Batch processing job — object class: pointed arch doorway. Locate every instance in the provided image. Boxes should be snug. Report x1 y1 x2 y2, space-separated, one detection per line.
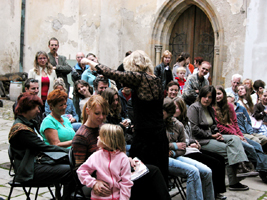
169 5 214 83
151 0 225 86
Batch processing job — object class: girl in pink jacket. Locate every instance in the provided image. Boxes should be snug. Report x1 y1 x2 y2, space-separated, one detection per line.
77 124 133 200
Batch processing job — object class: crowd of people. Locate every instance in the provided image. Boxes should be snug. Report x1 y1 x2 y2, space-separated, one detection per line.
7 37 267 200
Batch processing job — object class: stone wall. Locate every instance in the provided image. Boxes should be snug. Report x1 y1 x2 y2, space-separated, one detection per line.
1 0 266 87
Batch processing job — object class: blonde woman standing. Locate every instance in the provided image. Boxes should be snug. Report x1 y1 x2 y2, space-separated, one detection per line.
28 51 57 104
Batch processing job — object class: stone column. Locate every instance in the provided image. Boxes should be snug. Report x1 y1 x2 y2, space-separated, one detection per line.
155 45 162 65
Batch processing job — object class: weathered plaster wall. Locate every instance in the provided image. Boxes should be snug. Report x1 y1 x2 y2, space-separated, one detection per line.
212 0 248 87
23 0 158 73
2 0 263 87
243 0 267 84
0 0 21 75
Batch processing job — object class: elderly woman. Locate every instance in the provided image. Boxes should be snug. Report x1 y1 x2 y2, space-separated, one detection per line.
81 50 169 183
40 89 76 148
187 85 250 191
9 92 73 199
28 51 57 104
73 80 93 113
45 78 81 131
72 95 171 200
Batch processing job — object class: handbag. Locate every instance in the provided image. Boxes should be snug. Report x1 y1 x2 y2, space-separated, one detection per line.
36 151 68 165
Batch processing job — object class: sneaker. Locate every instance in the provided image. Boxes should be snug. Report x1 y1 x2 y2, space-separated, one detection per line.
215 193 227 200
229 182 249 191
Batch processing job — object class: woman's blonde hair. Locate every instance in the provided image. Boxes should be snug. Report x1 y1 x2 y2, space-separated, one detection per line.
99 124 126 153
33 51 53 75
123 50 154 74
82 95 109 123
53 78 67 91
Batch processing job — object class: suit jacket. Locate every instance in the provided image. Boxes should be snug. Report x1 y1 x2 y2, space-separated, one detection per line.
48 52 72 93
187 101 220 145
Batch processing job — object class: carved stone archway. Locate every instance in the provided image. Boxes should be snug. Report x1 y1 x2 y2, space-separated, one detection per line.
150 0 225 85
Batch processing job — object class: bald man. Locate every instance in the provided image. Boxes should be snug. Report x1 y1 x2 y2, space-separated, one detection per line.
71 52 89 83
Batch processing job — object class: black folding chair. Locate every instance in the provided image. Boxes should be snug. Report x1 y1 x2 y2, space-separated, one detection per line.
7 146 56 200
168 175 186 200
68 148 91 199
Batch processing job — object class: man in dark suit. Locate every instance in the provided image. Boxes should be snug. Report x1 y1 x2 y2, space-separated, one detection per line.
47 37 72 95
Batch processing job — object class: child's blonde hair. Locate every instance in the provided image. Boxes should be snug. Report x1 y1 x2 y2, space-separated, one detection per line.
176 67 186 74
99 124 126 153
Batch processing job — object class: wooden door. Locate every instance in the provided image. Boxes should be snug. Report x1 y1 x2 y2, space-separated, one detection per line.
169 5 214 80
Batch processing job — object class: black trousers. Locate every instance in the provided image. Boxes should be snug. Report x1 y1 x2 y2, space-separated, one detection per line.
130 164 171 200
185 150 226 195
33 163 75 200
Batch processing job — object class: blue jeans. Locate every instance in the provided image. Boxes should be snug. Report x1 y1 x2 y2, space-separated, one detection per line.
169 156 214 200
72 122 82 132
244 137 267 171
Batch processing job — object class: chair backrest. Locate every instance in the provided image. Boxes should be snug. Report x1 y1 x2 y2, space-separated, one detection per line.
68 148 82 185
8 145 15 177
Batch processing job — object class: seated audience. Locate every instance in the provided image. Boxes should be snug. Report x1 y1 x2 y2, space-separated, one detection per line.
173 97 227 199
101 87 129 130
253 89 267 137
93 76 109 95
9 92 74 199
45 78 81 131
253 79 266 104
40 89 75 148
166 81 180 99
28 51 57 106
227 93 267 147
77 124 133 200
13 78 44 131
237 84 254 115
72 95 171 200
225 74 242 101
73 80 93 113
172 54 186 79
81 53 98 88
193 57 211 83
214 86 266 178
182 52 194 74
182 61 211 106
174 67 186 94
163 98 214 200
118 86 134 124
187 85 250 191
243 78 256 95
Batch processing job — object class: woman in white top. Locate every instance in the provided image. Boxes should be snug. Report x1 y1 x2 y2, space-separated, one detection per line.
28 51 57 104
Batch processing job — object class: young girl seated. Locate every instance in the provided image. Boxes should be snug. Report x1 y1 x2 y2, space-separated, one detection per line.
77 124 133 200
174 67 186 94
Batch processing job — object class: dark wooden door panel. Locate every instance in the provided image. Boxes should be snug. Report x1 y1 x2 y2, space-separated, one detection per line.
169 5 214 80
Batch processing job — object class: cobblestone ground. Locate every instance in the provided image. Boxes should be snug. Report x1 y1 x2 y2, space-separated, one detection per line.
0 100 266 199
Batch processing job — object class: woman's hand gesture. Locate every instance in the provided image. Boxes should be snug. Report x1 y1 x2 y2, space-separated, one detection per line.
81 58 98 71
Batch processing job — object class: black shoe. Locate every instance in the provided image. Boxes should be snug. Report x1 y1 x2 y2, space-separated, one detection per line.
215 193 227 200
229 182 249 191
